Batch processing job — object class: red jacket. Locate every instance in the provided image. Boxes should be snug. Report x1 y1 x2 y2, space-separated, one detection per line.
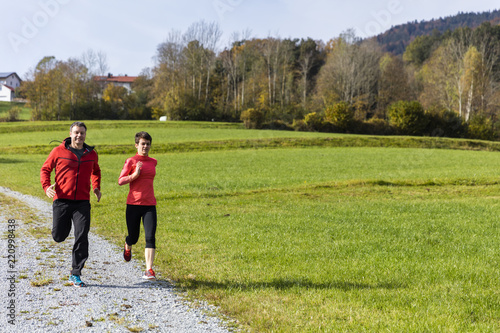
40 138 101 201
118 154 157 206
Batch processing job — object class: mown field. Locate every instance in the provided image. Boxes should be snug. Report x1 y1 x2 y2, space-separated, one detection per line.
2 120 500 332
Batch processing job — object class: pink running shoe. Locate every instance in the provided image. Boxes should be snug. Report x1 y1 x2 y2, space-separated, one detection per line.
142 269 156 280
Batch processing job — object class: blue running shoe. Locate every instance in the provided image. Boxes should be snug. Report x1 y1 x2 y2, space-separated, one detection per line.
69 274 86 287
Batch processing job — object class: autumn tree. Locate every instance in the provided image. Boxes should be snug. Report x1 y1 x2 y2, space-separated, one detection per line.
325 101 354 130
151 21 222 120
102 83 128 118
378 53 413 117
261 37 282 110
419 25 500 122
316 30 381 120
403 31 442 67
80 49 109 99
419 44 456 111
126 68 153 120
388 100 428 135
22 56 77 120
22 56 55 120
297 38 322 110
150 30 186 119
470 22 500 118
219 30 254 117
183 21 222 107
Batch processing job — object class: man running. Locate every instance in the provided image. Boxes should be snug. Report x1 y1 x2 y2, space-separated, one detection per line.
40 121 102 287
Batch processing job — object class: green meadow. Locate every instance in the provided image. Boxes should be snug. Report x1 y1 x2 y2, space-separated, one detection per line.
0 101 32 121
2 120 500 332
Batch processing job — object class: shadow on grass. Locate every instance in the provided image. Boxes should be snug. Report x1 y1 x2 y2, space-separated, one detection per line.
178 277 406 292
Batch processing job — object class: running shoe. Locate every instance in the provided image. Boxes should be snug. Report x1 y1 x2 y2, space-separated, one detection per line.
142 269 156 280
69 274 86 287
123 244 131 262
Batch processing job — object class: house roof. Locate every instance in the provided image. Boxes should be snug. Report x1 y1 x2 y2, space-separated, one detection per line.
1 84 15 91
0 72 22 81
94 74 137 84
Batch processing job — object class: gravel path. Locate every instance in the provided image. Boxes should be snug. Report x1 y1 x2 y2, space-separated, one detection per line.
0 186 235 333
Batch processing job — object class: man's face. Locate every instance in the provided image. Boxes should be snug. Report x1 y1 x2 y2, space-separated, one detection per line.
70 126 86 146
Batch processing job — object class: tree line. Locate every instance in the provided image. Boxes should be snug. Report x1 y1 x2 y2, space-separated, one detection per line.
19 20 500 140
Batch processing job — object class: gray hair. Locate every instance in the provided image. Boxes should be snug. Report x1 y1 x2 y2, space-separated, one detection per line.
70 121 87 132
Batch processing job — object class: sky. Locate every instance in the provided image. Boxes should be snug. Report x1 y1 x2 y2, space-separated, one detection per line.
1 0 499 80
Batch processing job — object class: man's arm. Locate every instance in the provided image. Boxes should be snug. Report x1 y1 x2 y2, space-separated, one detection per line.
91 153 102 202
40 149 56 196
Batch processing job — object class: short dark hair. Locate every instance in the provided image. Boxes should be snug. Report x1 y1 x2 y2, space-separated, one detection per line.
135 131 152 144
70 121 87 132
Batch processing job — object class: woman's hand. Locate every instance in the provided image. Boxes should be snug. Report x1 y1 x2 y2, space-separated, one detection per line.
135 161 143 175
130 161 143 181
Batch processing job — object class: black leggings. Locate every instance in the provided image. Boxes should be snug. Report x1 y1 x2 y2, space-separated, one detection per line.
125 205 157 249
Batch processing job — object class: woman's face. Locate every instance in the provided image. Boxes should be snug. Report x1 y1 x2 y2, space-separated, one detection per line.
135 138 151 156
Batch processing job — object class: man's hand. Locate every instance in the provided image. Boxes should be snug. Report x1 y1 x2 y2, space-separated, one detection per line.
94 188 102 202
45 184 55 198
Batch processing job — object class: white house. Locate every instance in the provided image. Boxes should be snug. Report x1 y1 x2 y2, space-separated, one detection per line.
0 84 16 102
0 72 22 102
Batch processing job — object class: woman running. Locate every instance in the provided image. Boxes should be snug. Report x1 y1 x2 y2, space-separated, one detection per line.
118 131 157 280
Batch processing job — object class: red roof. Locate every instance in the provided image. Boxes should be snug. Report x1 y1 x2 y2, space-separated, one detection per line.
94 75 137 83
2 84 15 91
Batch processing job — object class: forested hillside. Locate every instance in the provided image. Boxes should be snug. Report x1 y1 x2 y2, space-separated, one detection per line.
376 10 500 54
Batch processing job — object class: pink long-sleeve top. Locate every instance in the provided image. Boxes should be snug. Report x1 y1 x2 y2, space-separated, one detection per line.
118 154 157 206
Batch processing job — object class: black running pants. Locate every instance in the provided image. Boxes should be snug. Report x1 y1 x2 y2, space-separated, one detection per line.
125 205 157 249
52 199 91 276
